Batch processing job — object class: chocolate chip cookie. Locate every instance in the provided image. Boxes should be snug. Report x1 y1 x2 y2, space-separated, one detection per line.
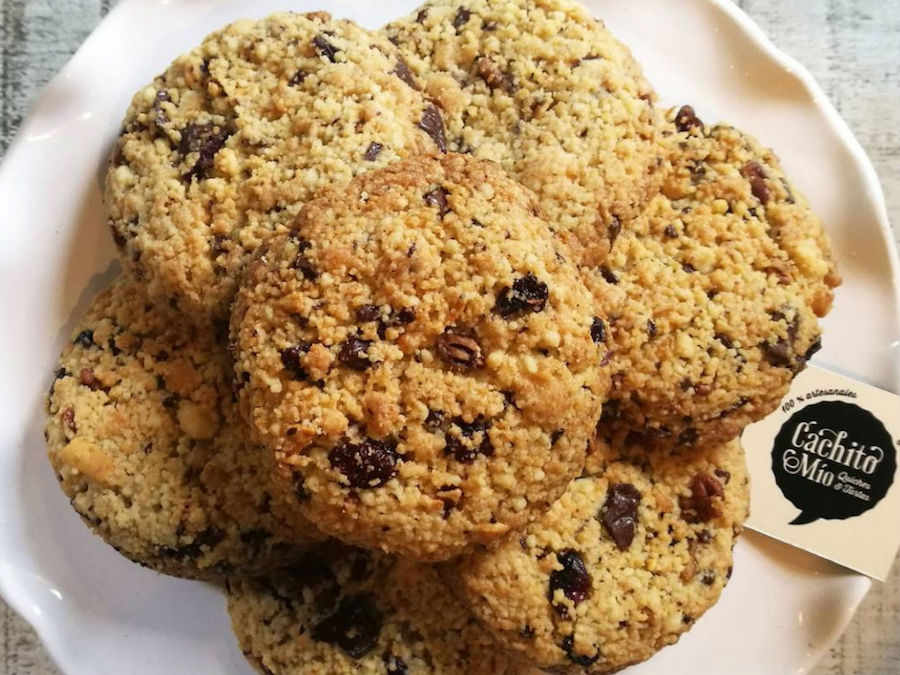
450 438 749 673
230 153 607 561
227 543 521 675
106 12 445 325
385 0 662 264
593 108 841 451
44 277 323 579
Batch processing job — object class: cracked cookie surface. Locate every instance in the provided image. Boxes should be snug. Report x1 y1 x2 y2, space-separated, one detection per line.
106 11 444 324
591 109 840 451
384 0 663 263
230 153 607 561
45 277 323 579
450 438 749 674
227 543 522 675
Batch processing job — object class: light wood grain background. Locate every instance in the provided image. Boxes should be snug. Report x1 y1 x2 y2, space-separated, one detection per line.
1 0 897 673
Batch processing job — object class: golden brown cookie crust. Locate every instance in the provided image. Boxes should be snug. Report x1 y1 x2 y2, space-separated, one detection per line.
227 543 521 675
106 12 445 325
451 439 749 674
231 153 608 561
44 277 323 579
592 109 840 451
384 0 663 263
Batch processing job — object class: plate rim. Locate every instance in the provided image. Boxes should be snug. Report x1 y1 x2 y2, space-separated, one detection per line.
0 0 891 673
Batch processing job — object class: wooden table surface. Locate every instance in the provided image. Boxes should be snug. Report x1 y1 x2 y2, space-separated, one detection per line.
1 0 898 673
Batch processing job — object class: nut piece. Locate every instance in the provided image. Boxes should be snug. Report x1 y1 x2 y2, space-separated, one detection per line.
436 331 484 371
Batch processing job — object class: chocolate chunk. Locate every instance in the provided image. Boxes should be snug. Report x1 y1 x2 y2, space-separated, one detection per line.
290 237 317 281
599 265 618 284
393 58 420 90
338 336 373 371
453 6 471 28
385 655 408 675
424 186 451 216
312 34 340 62
288 69 308 86
73 329 95 348
436 330 484 371
355 304 381 322
329 438 399 488
495 273 549 317
476 56 516 94
802 336 822 362
761 338 793 368
179 122 231 181
590 317 606 344
424 408 445 430
445 417 493 463
679 472 725 523
742 161 770 204
281 343 312 380
560 635 599 668
549 549 591 612
418 105 447 153
674 105 703 132
363 142 383 161
312 594 382 658
601 483 642 550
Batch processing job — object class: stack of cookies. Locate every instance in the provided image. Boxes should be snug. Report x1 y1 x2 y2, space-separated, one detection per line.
44 1 839 673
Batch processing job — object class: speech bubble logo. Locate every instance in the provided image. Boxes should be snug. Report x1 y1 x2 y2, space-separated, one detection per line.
771 400 896 525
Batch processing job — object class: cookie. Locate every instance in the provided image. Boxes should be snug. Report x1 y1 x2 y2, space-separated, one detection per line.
44 277 323 579
384 0 662 264
592 108 841 451
230 153 607 561
450 439 749 673
106 12 445 325
226 543 522 675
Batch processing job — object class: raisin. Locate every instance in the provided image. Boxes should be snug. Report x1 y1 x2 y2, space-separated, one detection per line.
161 527 224 560
424 186 451 216
393 58 420 90
329 438 399 488
61 407 77 434
549 549 591 612
363 142 383 161
699 569 716 585
697 529 713 544
495 273 548 317
179 122 231 181
394 308 416 324
110 223 127 248
607 216 622 248
79 368 102 391
418 105 447 153
281 343 312 380
436 330 484 371
679 472 725 523
355 304 381 322
646 320 657 338
550 429 565 445
312 35 339 62
445 417 493 463
338 337 373 371
290 237 317 281
674 105 703 132
453 6 471 28
601 483 641 551
590 317 606 344
664 224 678 238
415 8 428 23
73 329 95 348
741 161 770 204
560 635 599 668
312 594 382 658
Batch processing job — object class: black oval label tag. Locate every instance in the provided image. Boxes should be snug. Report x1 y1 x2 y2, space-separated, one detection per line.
771 400 896 525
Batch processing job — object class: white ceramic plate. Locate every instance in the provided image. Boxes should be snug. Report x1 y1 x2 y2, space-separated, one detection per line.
0 0 896 674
